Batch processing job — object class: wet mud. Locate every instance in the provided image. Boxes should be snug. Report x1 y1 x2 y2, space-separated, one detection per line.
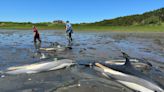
0 30 164 92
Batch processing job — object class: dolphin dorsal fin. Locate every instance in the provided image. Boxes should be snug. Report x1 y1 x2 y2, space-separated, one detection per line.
121 52 132 66
124 57 131 66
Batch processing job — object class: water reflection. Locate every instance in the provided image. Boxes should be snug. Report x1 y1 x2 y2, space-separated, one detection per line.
33 42 43 59
34 42 41 51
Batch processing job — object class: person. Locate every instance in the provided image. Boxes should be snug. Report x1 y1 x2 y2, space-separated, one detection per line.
65 21 73 42
33 26 41 43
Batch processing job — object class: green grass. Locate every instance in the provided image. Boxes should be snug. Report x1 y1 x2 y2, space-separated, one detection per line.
0 24 164 32
74 25 164 32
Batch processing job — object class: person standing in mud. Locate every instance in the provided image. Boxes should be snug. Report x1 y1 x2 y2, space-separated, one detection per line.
33 26 41 43
65 21 73 43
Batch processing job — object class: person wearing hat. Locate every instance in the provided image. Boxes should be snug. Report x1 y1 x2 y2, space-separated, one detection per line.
65 21 73 43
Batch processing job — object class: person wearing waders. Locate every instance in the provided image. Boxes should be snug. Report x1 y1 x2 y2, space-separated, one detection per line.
33 26 41 43
65 21 73 45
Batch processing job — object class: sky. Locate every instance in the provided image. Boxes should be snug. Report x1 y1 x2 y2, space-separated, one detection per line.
0 0 164 23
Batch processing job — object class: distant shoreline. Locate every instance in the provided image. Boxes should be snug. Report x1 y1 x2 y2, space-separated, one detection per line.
0 25 164 32
1 8 164 32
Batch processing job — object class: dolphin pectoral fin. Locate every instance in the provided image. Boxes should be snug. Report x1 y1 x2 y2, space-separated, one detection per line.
102 72 111 78
65 63 75 70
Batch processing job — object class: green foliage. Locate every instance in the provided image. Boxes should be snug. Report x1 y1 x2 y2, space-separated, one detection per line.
0 7 164 32
86 8 164 26
142 16 160 25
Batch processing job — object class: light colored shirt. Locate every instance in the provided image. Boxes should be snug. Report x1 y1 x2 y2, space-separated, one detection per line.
66 23 73 33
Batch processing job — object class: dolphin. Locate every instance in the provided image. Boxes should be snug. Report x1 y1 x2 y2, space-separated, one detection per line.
93 52 164 92
1 59 75 75
105 59 152 70
78 59 150 69
40 45 66 52
40 43 72 52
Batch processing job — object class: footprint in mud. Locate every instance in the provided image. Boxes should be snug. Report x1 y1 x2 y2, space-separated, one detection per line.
79 48 87 54
19 35 23 38
74 43 80 46
11 48 17 53
81 43 87 46
112 34 127 41
139 48 152 53
154 39 163 46
12 42 19 46
87 47 96 50
104 41 112 44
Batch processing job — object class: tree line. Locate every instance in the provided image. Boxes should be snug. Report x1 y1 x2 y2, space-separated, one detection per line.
0 8 164 27
86 8 164 26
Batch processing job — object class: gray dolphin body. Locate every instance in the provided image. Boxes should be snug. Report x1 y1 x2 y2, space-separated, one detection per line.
40 46 66 52
40 43 72 52
94 58 164 92
2 59 75 75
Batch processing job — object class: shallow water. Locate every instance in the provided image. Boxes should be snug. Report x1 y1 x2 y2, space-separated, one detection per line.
0 30 164 92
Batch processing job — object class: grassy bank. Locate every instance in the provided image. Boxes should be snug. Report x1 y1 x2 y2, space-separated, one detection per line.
0 24 64 30
72 25 164 32
0 24 164 32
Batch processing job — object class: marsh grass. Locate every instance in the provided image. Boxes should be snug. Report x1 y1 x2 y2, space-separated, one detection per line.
0 24 164 32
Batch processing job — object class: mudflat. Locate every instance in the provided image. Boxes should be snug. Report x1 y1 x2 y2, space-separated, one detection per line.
0 29 163 92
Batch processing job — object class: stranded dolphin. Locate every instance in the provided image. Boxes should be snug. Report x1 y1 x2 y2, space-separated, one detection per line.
40 43 72 52
93 52 164 92
40 45 66 52
1 59 75 75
